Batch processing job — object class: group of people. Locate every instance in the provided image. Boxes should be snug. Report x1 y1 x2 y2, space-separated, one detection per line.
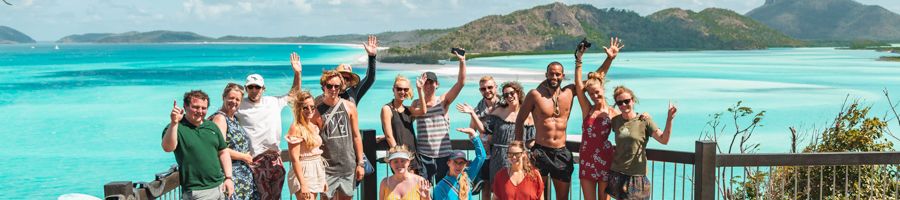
161 35 678 200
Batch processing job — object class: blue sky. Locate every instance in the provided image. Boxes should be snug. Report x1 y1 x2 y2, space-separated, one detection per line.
2 0 899 41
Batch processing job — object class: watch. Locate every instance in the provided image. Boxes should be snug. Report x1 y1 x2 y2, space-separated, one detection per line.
357 160 366 167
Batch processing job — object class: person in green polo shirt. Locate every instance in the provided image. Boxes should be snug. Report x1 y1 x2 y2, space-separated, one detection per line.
162 90 235 200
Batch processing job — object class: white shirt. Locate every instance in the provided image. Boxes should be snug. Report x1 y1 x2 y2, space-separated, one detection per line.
236 95 289 157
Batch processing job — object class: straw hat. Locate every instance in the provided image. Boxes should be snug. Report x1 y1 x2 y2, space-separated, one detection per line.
335 64 361 88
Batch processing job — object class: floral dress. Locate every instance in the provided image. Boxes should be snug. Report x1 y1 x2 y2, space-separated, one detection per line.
212 111 260 200
578 113 615 182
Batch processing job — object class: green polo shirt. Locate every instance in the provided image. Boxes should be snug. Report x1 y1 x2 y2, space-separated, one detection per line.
162 118 226 190
610 115 659 176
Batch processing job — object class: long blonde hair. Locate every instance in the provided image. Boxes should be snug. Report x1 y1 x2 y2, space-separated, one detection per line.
509 141 539 179
457 171 470 200
289 90 319 149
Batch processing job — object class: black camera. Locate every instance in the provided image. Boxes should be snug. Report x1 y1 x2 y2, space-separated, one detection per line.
451 47 466 56
578 38 592 49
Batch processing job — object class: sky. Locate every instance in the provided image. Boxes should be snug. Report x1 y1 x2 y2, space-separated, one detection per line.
2 0 899 41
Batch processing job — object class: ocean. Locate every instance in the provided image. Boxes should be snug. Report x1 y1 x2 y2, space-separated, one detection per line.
1 43 897 199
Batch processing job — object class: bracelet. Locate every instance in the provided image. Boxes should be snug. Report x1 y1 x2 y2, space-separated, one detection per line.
224 176 232 180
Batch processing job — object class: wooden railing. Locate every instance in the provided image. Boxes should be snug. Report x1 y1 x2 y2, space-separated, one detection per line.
104 130 900 200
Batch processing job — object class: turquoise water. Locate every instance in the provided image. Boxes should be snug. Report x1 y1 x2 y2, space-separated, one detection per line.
1 44 898 199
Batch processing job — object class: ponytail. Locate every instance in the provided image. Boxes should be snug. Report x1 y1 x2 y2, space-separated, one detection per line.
457 172 470 200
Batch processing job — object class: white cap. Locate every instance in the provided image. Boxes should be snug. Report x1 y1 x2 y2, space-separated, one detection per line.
245 74 265 87
386 152 411 161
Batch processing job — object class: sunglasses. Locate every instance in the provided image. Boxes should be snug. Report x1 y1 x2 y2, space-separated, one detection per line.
452 160 469 166
615 98 633 106
247 85 263 90
300 105 315 111
394 87 410 92
507 152 525 158
479 86 495 92
324 84 342 90
503 92 516 98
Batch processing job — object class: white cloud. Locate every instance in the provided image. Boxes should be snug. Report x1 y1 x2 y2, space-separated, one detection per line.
290 0 313 13
183 0 235 19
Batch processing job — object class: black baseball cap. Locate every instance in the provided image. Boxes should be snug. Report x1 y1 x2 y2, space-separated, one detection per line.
424 72 439 83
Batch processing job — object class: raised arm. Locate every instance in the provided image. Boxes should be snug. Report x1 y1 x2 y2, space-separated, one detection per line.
597 37 624 75
162 101 182 152
574 45 593 117
409 74 428 117
380 105 397 147
440 51 467 107
456 103 487 134
514 90 537 141
651 101 677 145
286 52 303 100
456 128 485 180
354 35 378 103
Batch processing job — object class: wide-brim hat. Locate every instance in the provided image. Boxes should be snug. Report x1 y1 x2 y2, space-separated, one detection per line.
335 64 361 88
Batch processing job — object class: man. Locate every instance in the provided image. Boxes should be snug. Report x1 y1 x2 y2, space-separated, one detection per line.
471 75 498 198
515 61 577 200
410 50 467 184
162 90 235 200
235 56 302 200
317 70 366 200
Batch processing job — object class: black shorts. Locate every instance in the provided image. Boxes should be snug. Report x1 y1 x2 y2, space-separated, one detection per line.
530 144 575 182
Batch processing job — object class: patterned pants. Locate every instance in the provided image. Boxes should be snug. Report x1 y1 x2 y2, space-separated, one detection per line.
252 151 285 200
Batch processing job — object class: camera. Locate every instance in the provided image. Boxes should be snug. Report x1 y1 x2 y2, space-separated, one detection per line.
578 38 592 49
450 47 466 56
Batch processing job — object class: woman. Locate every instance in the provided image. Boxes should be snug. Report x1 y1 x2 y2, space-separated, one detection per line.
574 38 623 200
379 145 432 200
607 86 677 199
491 141 543 200
432 128 485 200
457 81 535 180
209 83 259 200
285 90 328 200
381 75 419 174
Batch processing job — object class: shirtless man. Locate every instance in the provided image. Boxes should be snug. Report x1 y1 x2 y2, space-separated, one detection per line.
515 61 576 200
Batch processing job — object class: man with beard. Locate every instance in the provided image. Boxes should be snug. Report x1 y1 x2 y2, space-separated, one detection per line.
515 61 576 200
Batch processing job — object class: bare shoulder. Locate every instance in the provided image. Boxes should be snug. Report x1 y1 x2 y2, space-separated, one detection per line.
562 84 577 93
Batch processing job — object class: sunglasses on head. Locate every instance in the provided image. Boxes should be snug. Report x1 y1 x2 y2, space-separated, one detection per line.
324 84 342 90
615 98 633 106
394 87 410 92
479 86 494 92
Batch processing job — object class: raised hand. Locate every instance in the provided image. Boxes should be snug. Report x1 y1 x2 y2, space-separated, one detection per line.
456 103 475 114
603 37 625 59
668 101 678 119
418 179 433 199
363 35 378 56
456 127 477 138
290 52 302 73
170 100 183 124
639 112 651 121
452 48 466 61
416 73 426 89
576 43 588 61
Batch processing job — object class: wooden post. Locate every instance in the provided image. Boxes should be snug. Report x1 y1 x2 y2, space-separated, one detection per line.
362 129 377 200
104 181 134 200
694 140 716 200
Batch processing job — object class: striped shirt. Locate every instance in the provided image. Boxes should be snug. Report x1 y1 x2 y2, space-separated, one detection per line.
416 101 452 158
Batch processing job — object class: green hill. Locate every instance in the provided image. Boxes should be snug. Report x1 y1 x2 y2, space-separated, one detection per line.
382 2 802 63
58 31 212 43
747 0 900 41
0 26 36 44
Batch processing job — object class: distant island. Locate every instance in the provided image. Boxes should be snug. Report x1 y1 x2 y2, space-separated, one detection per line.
0 26 36 44
8 0 898 63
